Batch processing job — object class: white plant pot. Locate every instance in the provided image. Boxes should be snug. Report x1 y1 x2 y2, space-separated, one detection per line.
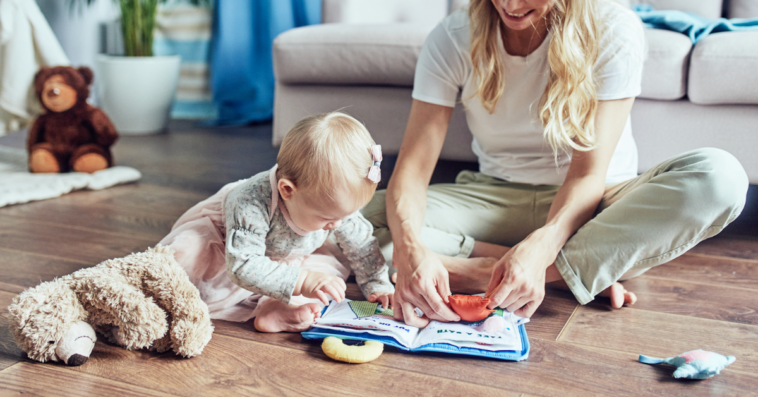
95 55 180 134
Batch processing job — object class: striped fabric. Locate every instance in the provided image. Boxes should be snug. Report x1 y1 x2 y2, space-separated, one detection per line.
153 4 217 119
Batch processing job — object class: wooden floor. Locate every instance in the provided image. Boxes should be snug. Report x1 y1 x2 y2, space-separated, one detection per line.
1 122 757 396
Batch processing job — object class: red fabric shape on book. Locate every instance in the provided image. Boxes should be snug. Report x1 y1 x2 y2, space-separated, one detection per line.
448 295 495 322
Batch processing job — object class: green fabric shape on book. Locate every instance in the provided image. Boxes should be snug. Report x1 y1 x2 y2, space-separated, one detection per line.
376 306 394 318
349 301 379 318
348 301 394 318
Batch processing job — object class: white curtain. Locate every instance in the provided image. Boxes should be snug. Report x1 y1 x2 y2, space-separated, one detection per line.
0 0 69 136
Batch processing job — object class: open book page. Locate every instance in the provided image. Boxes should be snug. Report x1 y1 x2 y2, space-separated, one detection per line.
311 299 527 352
312 300 419 348
413 313 524 352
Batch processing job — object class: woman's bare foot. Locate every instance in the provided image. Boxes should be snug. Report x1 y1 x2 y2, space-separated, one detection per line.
597 282 637 309
253 299 322 333
547 279 637 309
439 255 497 294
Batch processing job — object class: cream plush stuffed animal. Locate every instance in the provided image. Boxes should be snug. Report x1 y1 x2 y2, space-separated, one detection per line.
7 245 213 366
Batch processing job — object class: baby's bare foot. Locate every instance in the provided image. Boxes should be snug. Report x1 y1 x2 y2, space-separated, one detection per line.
598 282 637 309
254 299 322 333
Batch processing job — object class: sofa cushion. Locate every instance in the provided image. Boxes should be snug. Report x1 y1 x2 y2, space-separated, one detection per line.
689 31 758 105
625 0 724 19
639 29 692 100
727 0 758 18
273 24 430 86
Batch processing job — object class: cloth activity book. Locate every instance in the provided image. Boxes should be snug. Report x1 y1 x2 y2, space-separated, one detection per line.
302 298 530 361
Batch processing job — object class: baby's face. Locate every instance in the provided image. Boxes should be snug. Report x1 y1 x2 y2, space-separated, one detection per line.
285 186 364 232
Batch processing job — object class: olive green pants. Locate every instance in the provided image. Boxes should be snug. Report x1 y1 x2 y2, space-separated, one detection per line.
362 148 748 304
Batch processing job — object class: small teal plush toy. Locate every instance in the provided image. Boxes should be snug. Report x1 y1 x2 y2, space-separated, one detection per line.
639 350 736 379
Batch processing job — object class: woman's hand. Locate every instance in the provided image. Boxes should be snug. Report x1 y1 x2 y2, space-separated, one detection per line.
484 229 558 318
368 292 394 310
392 246 460 328
385 100 457 328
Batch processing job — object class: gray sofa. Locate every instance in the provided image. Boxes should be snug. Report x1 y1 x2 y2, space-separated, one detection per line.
273 0 758 184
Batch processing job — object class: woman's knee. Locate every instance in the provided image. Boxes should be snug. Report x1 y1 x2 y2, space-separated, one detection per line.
678 148 748 222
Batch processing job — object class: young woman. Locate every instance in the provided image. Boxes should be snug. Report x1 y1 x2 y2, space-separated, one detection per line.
362 0 748 327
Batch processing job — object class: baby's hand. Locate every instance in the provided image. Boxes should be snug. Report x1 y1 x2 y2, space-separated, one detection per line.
297 270 346 305
368 292 394 310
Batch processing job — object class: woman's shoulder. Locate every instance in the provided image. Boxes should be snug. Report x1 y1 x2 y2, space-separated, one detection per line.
442 7 471 33
428 7 471 52
597 0 646 48
593 1 646 99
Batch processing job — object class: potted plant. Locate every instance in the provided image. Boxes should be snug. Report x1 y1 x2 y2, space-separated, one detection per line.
73 0 206 134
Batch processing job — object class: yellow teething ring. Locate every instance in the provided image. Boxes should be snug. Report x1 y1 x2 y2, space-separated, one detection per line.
321 337 383 363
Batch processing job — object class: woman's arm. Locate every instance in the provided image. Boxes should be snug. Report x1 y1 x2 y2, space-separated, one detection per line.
485 97 636 317
387 99 461 327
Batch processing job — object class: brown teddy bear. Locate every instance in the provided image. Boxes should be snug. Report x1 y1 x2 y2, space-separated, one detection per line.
28 66 118 174
7 246 214 366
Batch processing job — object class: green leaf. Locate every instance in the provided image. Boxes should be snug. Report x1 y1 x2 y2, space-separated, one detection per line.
67 0 212 56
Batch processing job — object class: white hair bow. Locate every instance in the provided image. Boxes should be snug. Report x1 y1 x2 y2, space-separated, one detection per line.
367 145 382 183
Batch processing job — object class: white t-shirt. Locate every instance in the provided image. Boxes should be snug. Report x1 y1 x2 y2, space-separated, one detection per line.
412 1 646 185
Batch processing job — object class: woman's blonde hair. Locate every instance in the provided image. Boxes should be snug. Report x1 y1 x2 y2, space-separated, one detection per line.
276 111 378 206
468 0 603 154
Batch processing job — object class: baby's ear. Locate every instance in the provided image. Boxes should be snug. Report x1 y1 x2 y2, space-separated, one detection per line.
278 179 297 200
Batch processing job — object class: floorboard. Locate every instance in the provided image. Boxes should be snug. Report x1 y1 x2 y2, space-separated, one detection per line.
529 289 579 340
62 334 515 397
0 220 156 265
0 248 90 292
87 185 209 219
0 291 26 366
621 277 758 325
688 235 758 261
0 363 176 397
0 356 18 372
643 254 758 290
0 197 177 241
210 310 754 396
558 304 758 373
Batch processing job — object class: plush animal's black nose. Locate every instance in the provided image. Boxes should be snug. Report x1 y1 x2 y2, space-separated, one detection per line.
48 88 60 98
66 354 88 366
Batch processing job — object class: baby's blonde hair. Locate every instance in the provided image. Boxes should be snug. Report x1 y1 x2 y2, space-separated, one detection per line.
276 111 378 206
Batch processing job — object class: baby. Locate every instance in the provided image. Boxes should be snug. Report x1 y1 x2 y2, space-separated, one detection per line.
159 112 394 332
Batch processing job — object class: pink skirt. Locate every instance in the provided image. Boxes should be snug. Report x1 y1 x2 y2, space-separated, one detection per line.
159 181 350 322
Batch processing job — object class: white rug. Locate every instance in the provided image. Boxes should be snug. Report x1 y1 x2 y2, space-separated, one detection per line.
0 146 142 207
